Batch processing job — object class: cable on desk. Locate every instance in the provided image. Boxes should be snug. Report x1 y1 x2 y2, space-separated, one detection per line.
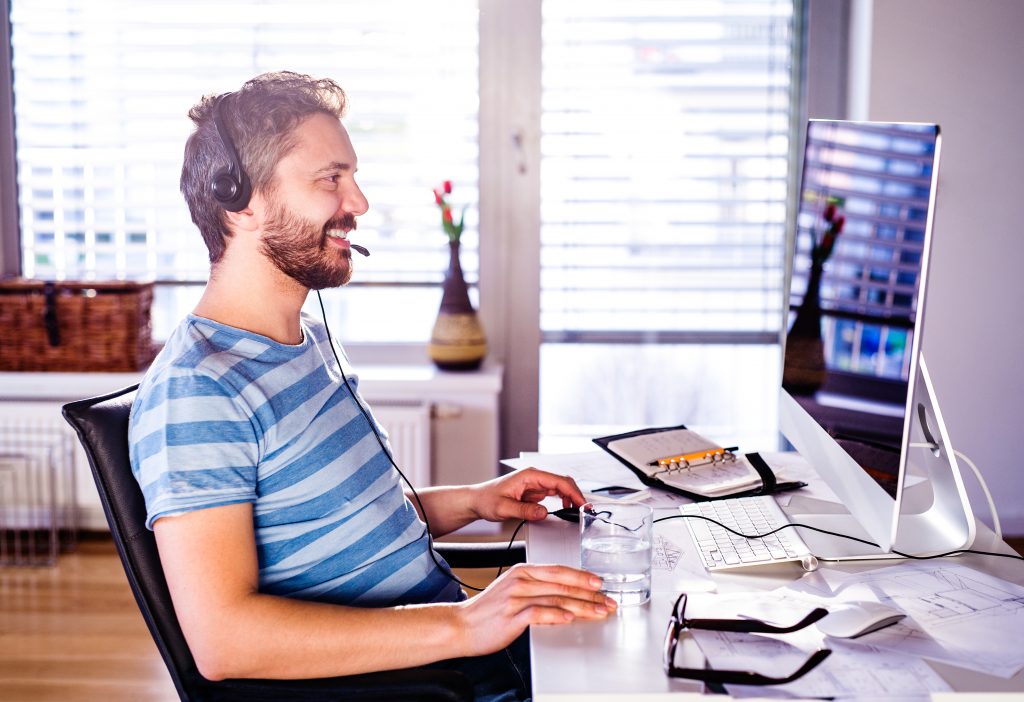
652 514 1024 562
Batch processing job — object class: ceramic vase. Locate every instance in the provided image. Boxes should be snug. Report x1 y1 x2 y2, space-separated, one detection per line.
428 240 487 370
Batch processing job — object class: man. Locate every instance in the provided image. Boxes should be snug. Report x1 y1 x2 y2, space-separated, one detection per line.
128 72 613 701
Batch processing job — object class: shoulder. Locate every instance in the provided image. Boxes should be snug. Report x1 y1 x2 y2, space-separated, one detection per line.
130 317 262 439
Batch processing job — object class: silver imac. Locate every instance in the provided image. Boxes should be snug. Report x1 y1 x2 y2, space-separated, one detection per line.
780 120 975 559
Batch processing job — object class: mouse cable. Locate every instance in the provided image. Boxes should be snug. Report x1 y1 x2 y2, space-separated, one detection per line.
652 514 1024 562
317 291 523 593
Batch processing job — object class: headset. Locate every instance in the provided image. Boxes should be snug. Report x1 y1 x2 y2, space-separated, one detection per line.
210 94 253 212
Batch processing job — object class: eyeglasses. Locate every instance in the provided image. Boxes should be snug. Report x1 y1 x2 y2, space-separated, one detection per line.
663 592 832 686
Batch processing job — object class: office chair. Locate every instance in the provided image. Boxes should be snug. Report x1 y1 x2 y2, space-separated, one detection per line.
62 384 525 702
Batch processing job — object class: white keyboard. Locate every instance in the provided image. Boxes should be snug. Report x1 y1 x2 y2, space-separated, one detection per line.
681 495 814 571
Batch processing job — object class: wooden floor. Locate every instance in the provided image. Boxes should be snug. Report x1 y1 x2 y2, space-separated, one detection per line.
0 533 504 702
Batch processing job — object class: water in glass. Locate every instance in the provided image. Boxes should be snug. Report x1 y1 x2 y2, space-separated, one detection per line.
581 533 652 606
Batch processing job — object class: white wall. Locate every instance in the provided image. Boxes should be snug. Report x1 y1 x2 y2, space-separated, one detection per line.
865 0 1024 535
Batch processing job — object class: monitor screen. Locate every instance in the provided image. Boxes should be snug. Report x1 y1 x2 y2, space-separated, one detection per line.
782 120 940 498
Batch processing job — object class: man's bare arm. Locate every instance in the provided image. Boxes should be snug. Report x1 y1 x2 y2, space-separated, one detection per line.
408 467 587 537
154 501 612 681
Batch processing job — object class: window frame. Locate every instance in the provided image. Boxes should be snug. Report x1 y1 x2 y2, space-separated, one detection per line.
0 0 20 278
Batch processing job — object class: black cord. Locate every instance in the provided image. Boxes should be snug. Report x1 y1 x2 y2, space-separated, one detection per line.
317 292 532 592
497 520 530 577
653 514 1024 562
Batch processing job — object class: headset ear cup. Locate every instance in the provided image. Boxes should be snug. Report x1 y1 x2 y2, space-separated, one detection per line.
212 169 240 206
211 167 252 212
211 95 252 212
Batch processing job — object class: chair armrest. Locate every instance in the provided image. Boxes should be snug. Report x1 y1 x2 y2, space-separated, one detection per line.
205 668 473 701
435 541 526 569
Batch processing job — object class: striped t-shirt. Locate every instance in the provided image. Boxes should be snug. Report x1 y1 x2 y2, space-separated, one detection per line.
128 312 464 607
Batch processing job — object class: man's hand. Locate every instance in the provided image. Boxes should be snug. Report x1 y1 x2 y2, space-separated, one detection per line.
469 467 586 523
454 563 616 655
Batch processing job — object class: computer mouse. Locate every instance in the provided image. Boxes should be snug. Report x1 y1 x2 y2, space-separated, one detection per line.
549 507 580 523
816 601 906 639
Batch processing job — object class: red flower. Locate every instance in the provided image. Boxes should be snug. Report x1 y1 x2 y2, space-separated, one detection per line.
433 180 467 242
812 198 846 265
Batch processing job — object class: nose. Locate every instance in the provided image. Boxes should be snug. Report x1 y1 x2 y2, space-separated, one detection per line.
341 179 369 218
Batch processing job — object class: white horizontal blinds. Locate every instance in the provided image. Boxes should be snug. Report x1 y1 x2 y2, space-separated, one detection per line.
10 0 479 286
793 121 938 380
540 0 794 343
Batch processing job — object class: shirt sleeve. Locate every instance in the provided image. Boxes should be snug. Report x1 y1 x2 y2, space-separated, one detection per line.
129 370 260 530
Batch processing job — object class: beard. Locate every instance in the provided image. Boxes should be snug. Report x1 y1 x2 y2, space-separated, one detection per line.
259 199 356 290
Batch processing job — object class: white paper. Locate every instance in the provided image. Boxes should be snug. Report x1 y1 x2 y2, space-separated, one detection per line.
606 429 720 466
649 518 717 593
780 561 1024 678
606 429 762 496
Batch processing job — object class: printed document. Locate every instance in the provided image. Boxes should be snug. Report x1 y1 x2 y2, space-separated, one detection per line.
779 562 1024 678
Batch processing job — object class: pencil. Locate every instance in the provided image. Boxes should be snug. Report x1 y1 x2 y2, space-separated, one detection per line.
648 446 738 467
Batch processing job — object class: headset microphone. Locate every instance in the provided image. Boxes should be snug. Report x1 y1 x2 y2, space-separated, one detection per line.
351 244 370 257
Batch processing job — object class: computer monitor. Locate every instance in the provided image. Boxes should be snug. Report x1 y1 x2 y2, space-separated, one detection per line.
779 120 975 559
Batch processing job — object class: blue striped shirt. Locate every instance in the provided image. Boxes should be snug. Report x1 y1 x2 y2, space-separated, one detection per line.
128 313 464 607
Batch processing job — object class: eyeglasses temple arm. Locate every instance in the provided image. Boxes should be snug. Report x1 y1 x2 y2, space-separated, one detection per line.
683 607 829 634
669 648 832 686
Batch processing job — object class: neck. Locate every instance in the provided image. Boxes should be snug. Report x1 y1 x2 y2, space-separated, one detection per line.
194 246 309 345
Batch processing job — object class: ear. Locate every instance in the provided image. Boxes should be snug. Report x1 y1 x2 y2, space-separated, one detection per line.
222 192 264 234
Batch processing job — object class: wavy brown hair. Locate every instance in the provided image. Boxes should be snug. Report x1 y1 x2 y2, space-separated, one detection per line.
179 71 347 264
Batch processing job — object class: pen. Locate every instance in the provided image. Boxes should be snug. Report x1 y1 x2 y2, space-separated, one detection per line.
648 446 739 467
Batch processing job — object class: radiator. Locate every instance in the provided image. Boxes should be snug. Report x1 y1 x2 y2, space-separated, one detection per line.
367 399 433 488
0 418 78 565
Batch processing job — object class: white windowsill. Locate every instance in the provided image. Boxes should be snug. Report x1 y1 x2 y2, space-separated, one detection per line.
0 362 503 402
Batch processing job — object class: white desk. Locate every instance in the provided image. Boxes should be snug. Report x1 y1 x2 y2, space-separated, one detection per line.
526 489 1024 700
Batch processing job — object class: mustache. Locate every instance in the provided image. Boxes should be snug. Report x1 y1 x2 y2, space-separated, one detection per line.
324 214 358 234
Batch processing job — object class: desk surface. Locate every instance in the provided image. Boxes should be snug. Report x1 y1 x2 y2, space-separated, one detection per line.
526 485 1024 700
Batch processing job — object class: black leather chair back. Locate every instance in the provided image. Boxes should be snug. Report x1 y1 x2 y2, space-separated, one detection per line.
63 385 472 702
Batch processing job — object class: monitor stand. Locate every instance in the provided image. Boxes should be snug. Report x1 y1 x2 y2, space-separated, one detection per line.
783 356 976 561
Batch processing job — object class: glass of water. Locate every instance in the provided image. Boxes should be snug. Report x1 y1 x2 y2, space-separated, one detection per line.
580 502 653 607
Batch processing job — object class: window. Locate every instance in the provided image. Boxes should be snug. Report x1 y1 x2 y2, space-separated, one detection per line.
8 0 479 342
4 0 802 457
538 0 797 451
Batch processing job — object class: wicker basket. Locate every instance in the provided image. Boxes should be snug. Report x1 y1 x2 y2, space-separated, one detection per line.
0 279 158 372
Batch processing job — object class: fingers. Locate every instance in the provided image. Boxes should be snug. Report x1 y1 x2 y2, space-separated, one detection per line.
499 497 549 522
512 594 613 619
516 468 587 508
513 563 604 589
496 564 617 618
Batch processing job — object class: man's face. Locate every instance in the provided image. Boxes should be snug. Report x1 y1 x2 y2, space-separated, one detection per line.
258 112 369 290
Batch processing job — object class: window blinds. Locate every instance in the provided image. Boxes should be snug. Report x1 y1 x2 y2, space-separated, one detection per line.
10 0 479 288
539 0 795 343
